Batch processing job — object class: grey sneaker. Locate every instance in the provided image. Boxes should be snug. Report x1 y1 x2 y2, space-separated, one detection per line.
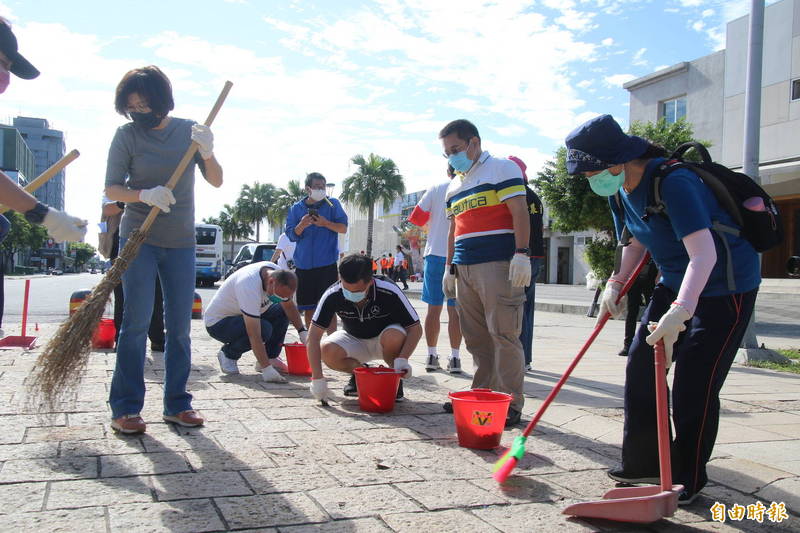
447 357 462 374
425 354 441 372
217 350 239 374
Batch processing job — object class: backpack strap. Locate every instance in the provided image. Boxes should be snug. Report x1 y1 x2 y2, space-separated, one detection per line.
611 193 632 276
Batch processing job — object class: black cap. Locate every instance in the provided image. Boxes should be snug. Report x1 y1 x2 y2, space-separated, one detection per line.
0 21 39 79
564 114 648 175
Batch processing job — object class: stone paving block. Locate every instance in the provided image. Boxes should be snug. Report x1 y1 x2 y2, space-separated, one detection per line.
533 447 616 473
304 415 378 431
715 423 793 444
396 479 507 510
268 444 354 467
285 429 365 447
337 441 425 463
109 499 224 533
152 471 252 500
244 418 317 433
265 406 329 420
707 457 794 495
0 456 97 482
472 502 599 532
0 506 107 532
241 465 340 494
756 476 800 514
309 484 422 519
216 432 297 450
350 427 430 443
383 509 499 533
47 476 154 509
405 455 494 481
540 469 620 499
215 493 329 529
280 517 391 532
469 474 575 504
184 446 278 471
60 437 146 456
560 414 625 441
139 432 220 453
755 423 800 438
101 451 190 477
0 481 46 513
174 419 250 436
323 460 424 486
0 441 58 460
0 420 26 444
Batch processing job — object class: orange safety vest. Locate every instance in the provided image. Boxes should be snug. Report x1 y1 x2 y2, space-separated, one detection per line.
372 260 378 272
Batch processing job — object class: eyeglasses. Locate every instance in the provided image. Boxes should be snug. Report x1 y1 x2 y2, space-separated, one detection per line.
442 141 470 158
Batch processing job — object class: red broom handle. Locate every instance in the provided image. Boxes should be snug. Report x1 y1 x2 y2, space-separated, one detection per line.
654 340 673 491
520 252 652 438
22 279 30 337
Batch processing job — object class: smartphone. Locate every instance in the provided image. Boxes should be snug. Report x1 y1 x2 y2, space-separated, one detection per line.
308 207 319 217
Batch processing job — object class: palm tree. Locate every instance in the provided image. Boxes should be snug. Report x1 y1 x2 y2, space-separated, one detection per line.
267 179 305 233
205 203 250 258
341 153 405 257
236 182 275 241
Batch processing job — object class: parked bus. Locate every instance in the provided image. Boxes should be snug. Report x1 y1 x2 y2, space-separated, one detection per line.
195 223 224 286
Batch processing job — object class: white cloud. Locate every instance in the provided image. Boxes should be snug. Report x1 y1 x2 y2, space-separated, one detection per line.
576 79 594 89
601 37 614 46
692 20 706 32
491 125 527 137
632 47 648 67
702 8 714 17
603 73 636 88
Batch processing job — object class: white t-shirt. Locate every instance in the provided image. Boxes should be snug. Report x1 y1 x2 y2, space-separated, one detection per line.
275 233 296 270
204 261 279 327
395 251 404 264
416 181 450 257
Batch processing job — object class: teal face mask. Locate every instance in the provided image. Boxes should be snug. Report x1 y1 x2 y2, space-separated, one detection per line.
268 293 288 304
342 287 367 303
588 168 625 196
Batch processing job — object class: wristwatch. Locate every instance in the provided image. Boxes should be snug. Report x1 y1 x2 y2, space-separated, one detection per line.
24 202 49 224
515 247 530 255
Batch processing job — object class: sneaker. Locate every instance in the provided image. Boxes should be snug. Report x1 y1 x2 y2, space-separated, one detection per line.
261 365 287 383
343 373 358 396
395 379 405 402
425 354 441 372
505 407 522 428
678 489 700 506
163 410 204 427
607 467 660 485
618 343 630 357
270 358 289 373
442 401 453 413
217 350 240 374
150 343 165 353
447 357 462 374
524 363 532 372
111 414 146 434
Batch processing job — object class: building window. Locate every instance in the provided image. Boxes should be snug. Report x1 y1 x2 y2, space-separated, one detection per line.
661 96 687 124
792 79 800 101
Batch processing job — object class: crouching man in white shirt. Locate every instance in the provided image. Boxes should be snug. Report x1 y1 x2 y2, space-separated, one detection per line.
205 262 308 382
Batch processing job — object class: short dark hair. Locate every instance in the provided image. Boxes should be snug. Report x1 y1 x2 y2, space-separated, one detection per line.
114 65 175 118
447 164 455 178
305 172 326 188
271 269 298 291
339 254 373 283
439 119 480 142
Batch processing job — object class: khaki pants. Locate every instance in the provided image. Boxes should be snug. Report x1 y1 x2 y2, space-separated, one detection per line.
456 260 526 410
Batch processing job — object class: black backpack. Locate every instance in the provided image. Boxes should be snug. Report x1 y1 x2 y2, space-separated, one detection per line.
613 142 783 291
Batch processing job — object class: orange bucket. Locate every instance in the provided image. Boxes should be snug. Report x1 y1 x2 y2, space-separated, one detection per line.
449 388 512 449
353 366 402 413
284 343 312 375
91 318 116 349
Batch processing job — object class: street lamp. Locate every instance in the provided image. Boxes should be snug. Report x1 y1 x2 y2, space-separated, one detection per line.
325 182 335 198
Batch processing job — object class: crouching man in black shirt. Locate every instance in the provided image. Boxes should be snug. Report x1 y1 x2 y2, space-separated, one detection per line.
307 254 422 403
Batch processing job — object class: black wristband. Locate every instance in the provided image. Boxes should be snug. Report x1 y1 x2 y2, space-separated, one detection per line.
297 327 307 333
515 247 530 255
24 202 49 224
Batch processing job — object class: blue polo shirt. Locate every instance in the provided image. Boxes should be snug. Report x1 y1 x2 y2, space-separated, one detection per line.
285 197 348 270
610 159 760 296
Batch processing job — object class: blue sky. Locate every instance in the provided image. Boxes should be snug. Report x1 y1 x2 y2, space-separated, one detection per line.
0 0 769 244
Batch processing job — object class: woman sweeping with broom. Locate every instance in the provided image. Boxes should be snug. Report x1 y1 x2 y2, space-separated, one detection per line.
104 66 223 434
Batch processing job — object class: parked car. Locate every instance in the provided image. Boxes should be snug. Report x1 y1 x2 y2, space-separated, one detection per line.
224 242 278 279
51 269 63 276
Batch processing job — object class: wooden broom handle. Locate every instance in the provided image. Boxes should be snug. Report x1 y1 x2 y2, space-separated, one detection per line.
138 80 233 232
0 149 80 213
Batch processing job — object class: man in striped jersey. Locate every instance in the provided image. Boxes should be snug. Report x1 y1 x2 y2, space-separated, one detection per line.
439 119 531 427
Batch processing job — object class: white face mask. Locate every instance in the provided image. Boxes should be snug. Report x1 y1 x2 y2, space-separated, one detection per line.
309 188 326 202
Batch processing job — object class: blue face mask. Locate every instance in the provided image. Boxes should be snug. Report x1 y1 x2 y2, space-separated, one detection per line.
588 168 625 197
448 147 474 173
342 287 367 303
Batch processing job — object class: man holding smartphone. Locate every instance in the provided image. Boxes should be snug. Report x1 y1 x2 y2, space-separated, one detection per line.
285 172 348 331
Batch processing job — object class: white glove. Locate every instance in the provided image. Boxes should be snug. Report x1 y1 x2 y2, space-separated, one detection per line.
442 264 456 299
646 304 691 366
42 208 87 243
261 364 287 383
508 253 532 287
191 124 214 160
139 186 176 213
310 378 334 401
298 330 309 344
597 280 627 325
393 357 412 379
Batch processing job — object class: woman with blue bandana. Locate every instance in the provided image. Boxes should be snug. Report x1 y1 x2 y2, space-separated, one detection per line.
565 114 760 506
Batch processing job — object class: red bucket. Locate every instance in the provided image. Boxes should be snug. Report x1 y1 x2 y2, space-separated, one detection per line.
91 318 116 349
284 343 312 376
449 388 512 449
353 366 402 413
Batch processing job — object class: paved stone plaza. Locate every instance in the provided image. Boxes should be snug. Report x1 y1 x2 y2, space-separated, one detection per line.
0 291 797 532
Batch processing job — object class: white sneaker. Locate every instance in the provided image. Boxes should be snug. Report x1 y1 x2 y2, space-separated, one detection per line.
425 354 441 372
217 350 240 374
261 365 287 383
447 357 462 374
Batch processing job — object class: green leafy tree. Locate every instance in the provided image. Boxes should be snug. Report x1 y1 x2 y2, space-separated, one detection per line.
0 211 48 271
267 179 305 232
532 118 706 279
67 241 97 271
341 153 405 257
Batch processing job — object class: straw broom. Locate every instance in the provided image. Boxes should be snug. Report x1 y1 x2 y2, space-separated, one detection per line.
0 149 81 213
29 81 233 409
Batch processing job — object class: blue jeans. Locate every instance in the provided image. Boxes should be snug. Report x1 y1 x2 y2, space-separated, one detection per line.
519 257 543 366
109 241 196 419
205 304 289 360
